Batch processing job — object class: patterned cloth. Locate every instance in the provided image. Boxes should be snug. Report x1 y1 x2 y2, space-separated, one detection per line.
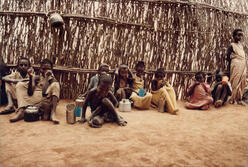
229 42 247 101
185 81 213 109
5 71 29 99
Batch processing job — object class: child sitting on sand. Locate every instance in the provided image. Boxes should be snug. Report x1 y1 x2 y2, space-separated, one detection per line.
0 57 30 114
211 70 232 108
114 64 134 101
185 71 213 110
151 68 178 114
80 74 127 128
129 61 152 110
86 63 110 93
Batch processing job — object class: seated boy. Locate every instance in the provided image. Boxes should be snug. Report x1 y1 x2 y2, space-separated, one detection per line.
129 61 152 110
0 58 8 106
185 71 213 110
0 57 30 114
10 59 60 124
151 68 178 114
86 63 110 92
80 74 127 128
211 70 232 108
114 64 134 101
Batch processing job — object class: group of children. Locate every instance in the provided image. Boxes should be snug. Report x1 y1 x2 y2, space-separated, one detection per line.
0 28 247 128
0 58 61 124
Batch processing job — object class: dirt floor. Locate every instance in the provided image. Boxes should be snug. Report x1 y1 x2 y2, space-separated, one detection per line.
0 100 248 167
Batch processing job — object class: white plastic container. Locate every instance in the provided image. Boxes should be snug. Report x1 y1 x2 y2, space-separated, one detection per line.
119 99 132 112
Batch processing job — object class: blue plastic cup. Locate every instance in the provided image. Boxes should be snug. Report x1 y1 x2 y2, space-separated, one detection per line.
139 89 146 97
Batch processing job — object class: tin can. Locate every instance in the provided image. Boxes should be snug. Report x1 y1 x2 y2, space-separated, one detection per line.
66 103 76 124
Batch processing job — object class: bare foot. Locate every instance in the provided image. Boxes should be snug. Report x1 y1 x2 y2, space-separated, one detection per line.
201 105 209 110
118 119 127 126
237 100 246 106
51 113 60 124
214 100 223 108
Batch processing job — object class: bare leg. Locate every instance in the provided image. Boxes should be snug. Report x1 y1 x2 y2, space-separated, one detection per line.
214 85 224 108
120 88 126 99
0 91 15 114
102 98 127 126
88 106 102 121
9 108 25 122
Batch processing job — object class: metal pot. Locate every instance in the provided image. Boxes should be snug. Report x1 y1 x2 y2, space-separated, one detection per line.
49 13 64 28
119 99 132 112
24 106 40 122
66 103 76 124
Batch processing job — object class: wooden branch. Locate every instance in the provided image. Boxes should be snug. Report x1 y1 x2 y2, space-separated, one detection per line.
6 64 217 75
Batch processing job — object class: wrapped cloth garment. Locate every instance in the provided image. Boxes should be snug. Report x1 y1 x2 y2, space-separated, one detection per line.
185 82 213 109
151 84 178 114
229 42 247 102
5 71 29 100
16 75 60 109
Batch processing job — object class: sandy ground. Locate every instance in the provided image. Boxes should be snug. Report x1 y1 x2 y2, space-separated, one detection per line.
0 100 248 167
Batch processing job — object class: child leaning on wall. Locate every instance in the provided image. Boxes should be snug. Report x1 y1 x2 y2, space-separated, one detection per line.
114 64 134 101
211 70 232 108
129 61 152 110
151 68 179 114
185 71 213 110
0 57 30 114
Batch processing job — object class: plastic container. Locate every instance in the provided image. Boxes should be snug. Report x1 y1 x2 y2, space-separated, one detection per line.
138 89 146 97
119 99 132 112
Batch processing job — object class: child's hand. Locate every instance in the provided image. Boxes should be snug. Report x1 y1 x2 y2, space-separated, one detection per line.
27 67 35 76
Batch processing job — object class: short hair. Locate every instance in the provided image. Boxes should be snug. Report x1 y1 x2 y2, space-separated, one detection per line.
135 61 145 68
40 58 53 69
17 57 31 67
195 71 205 78
233 29 243 38
99 74 112 85
155 68 165 78
98 63 109 71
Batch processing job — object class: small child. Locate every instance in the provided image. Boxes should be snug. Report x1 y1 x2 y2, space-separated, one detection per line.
114 64 134 101
211 70 232 108
151 68 178 114
129 61 152 109
185 71 213 110
1 57 30 114
80 74 127 128
87 63 110 92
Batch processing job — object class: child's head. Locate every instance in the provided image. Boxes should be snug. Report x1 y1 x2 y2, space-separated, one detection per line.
98 64 109 74
98 74 112 97
17 57 30 74
135 61 145 76
40 59 53 77
119 64 129 78
215 70 224 82
195 71 205 82
233 29 243 42
155 68 165 80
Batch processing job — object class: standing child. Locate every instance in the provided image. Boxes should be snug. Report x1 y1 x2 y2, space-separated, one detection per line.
185 71 213 110
211 70 232 108
80 74 127 128
226 29 247 105
114 64 134 101
151 68 179 114
129 61 152 110
0 57 30 114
